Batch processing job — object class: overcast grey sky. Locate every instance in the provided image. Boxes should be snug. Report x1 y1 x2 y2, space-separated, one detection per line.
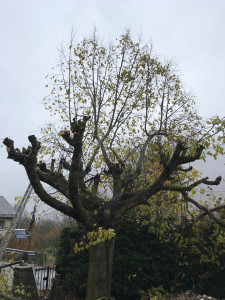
0 0 225 212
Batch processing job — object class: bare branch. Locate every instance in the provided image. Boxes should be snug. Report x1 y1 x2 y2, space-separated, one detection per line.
182 192 225 228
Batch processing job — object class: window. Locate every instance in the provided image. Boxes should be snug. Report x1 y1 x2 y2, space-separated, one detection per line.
0 220 5 229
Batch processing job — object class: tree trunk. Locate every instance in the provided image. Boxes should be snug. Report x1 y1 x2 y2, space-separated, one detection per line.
85 237 115 300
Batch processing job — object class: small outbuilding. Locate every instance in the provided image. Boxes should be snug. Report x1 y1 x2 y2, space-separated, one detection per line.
0 196 15 240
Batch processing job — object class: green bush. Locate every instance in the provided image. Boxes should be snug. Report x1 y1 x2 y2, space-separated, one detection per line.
56 217 225 299
55 227 88 298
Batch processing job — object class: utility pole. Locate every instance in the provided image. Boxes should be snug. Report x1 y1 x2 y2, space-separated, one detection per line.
0 184 33 261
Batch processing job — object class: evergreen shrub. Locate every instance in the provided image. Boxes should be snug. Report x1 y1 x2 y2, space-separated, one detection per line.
56 217 225 299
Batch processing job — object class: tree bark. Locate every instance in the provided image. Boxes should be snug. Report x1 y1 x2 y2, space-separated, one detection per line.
85 238 115 300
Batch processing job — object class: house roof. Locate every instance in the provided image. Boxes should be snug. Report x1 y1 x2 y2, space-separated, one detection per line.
0 196 15 218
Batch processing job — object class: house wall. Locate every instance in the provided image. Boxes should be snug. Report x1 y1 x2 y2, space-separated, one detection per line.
0 218 12 238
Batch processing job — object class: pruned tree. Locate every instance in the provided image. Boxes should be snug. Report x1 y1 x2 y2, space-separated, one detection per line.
3 31 225 299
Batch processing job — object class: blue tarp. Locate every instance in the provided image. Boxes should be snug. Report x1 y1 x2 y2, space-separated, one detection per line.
14 229 29 239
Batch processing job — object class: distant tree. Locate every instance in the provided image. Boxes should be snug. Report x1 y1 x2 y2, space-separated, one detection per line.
3 31 225 300
33 219 56 235
14 209 31 229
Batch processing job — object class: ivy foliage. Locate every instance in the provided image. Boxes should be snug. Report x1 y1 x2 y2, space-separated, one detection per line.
55 227 88 297
56 213 225 299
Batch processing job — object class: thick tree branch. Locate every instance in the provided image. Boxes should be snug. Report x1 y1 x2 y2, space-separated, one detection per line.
3 137 30 165
85 143 101 174
197 204 225 220
27 164 76 219
38 170 70 199
136 131 166 175
4 136 76 218
59 130 74 146
3 135 94 226
177 166 193 172
97 137 113 169
28 135 41 157
107 146 124 167
91 174 101 197
60 157 71 171
115 194 148 220
68 117 93 226
119 141 208 218
51 159 56 172
161 176 222 192
178 144 205 165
